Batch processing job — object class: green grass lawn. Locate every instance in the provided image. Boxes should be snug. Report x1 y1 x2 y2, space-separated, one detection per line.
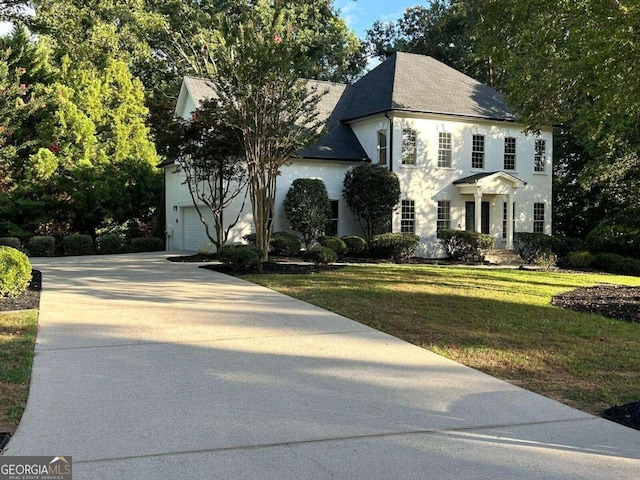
0 311 38 434
243 265 640 415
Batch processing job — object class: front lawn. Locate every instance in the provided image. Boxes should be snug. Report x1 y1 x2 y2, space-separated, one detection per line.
0 311 38 436
243 265 640 415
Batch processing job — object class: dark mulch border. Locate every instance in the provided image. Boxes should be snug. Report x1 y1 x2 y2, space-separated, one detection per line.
551 285 640 323
603 402 640 430
200 261 347 276
0 270 41 312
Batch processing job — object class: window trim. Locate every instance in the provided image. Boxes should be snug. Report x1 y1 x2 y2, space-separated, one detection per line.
504 137 516 171
534 139 546 173
327 199 339 236
436 200 451 233
472 134 485 170
437 132 452 168
377 130 387 166
502 201 516 239
401 199 416 234
533 202 545 234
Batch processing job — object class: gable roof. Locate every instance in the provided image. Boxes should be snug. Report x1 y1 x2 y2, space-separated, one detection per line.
453 171 526 186
343 52 515 122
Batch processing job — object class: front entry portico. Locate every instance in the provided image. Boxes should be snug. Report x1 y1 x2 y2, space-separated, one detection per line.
453 171 526 249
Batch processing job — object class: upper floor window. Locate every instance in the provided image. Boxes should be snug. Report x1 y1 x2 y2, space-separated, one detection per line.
534 139 546 172
437 132 452 168
472 134 485 169
401 128 417 166
377 131 387 166
504 137 516 170
437 200 451 233
401 200 415 233
533 202 545 234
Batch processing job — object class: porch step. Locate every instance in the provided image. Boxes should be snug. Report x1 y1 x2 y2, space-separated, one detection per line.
483 249 523 266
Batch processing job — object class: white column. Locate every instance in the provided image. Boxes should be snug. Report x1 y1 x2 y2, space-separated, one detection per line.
506 192 514 249
474 190 482 233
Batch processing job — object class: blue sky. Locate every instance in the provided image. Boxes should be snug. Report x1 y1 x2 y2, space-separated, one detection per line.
334 0 425 38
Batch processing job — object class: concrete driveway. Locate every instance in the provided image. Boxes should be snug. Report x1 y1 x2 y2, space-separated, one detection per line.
6 253 640 479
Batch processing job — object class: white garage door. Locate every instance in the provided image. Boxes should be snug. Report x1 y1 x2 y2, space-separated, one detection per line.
182 207 216 252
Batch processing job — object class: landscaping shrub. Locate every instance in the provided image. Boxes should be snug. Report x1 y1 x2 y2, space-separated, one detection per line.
130 237 164 253
283 178 332 247
0 237 23 251
563 250 595 269
27 236 55 257
243 233 257 246
269 231 301 256
513 232 554 264
63 234 94 256
592 252 640 276
438 229 494 262
341 235 367 256
586 224 640 259
97 234 124 254
303 246 338 266
371 233 419 263
550 236 587 258
0 246 32 297
217 245 262 272
317 236 348 257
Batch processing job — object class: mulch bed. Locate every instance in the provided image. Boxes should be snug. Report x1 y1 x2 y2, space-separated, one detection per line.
0 270 41 312
603 402 640 431
200 261 347 276
551 285 640 323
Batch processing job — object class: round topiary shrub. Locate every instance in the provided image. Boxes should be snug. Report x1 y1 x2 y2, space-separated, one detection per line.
217 245 263 272
63 234 94 256
303 246 338 266
318 236 348 257
270 231 301 257
0 237 23 251
130 237 164 253
27 236 56 257
564 250 595 269
341 235 367 256
97 234 124 254
371 233 420 263
0 246 32 297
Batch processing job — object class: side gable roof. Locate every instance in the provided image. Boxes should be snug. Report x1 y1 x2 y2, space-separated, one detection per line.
343 52 515 122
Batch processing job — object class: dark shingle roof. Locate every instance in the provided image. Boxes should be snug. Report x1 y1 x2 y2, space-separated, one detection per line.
453 171 526 185
343 52 515 122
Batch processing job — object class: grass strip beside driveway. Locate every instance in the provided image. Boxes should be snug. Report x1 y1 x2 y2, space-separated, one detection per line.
243 265 640 416
0 311 38 435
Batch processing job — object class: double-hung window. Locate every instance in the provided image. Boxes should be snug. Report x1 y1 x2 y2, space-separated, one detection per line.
504 137 516 170
377 131 387 166
472 134 485 169
534 139 546 172
438 132 452 168
533 203 545 234
401 200 415 233
502 202 516 239
436 201 451 233
401 128 417 166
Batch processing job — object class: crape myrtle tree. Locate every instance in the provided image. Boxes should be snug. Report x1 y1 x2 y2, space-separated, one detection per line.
283 178 331 248
342 164 401 246
176 98 248 251
175 1 326 260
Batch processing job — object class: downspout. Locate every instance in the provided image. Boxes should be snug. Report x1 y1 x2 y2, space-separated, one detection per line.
385 112 393 172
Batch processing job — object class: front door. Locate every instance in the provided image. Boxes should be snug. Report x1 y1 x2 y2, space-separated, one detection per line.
465 201 490 234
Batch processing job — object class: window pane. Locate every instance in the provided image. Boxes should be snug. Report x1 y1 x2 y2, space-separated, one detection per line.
402 129 417 165
533 202 544 234
378 131 387 165
401 199 415 233
438 132 452 168
327 200 339 236
534 139 545 172
472 135 484 169
504 137 516 170
437 200 451 232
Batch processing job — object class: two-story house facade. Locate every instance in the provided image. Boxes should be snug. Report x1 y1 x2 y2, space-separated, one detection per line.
164 52 552 256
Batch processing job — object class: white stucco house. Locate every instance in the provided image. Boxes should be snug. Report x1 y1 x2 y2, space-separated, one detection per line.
163 52 552 256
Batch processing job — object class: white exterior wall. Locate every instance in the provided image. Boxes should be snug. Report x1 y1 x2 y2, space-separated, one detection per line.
350 113 553 257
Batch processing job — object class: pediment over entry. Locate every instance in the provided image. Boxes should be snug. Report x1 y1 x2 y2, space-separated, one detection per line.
453 171 526 195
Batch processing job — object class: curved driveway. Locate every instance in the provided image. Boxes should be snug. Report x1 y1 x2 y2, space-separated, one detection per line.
6 253 640 479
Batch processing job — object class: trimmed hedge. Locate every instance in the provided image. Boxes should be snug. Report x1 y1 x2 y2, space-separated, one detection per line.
341 235 367 256
563 250 595 269
63 234 94 256
438 229 494 262
586 224 640 259
317 236 348 257
371 233 419 263
27 236 55 257
0 246 32 297
303 246 338 265
0 237 23 251
513 232 554 264
130 237 164 253
97 234 124 254
270 231 301 257
217 245 262 272
592 252 640 276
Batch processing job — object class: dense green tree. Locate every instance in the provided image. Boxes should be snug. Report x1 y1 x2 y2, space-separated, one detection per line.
342 165 401 245
477 0 640 224
175 99 248 251
284 178 331 248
